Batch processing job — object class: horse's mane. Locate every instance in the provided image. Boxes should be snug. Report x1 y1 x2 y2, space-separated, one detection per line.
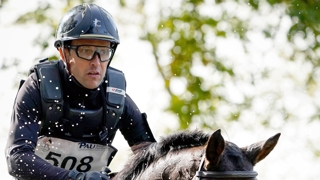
118 130 210 179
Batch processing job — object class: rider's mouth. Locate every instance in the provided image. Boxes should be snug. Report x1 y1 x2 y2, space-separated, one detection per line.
88 71 100 76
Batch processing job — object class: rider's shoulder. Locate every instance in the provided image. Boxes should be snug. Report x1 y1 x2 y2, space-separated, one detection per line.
108 66 124 74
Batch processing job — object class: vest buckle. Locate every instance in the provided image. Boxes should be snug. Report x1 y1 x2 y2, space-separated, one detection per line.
99 126 108 141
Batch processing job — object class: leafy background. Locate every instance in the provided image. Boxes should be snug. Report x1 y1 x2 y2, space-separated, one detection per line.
1 0 320 179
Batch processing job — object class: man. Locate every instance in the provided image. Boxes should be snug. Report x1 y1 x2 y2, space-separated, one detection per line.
5 3 156 180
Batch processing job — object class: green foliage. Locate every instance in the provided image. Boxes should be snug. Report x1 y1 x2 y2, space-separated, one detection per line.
141 1 251 130
268 0 320 100
135 0 320 130
12 0 94 54
15 2 51 24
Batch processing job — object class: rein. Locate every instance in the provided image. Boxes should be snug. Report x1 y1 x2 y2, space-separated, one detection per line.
194 154 258 180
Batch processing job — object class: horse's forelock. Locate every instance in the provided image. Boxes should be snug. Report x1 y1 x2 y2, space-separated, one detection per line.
214 142 253 171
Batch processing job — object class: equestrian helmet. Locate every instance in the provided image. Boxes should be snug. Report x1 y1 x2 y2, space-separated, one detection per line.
54 3 120 55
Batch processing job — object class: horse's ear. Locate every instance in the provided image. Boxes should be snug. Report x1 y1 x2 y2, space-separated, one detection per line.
242 133 281 165
205 129 225 168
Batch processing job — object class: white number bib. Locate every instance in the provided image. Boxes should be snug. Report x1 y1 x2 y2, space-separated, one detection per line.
35 136 117 172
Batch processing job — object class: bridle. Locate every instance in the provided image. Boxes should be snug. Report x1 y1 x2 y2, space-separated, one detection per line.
194 154 258 180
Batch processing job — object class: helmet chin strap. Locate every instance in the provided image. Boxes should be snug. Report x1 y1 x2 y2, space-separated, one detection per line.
60 43 71 76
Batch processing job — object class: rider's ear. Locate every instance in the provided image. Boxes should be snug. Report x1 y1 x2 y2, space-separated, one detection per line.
58 47 66 61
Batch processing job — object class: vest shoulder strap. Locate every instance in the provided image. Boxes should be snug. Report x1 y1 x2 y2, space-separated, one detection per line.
33 59 64 134
35 59 63 103
100 66 126 141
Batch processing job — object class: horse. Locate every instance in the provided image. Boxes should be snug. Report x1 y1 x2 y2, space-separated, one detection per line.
111 129 281 180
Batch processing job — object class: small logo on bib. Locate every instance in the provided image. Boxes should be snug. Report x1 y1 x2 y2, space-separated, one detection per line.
78 142 106 150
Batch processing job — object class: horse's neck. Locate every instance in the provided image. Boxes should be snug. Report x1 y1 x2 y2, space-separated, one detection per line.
135 146 204 180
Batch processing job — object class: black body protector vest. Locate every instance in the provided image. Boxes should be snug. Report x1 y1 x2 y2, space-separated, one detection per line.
27 59 125 145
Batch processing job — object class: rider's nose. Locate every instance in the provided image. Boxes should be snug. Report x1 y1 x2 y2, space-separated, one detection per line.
90 53 101 65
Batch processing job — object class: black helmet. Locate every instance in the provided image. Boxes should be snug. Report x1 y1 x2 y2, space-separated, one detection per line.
54 3 120 53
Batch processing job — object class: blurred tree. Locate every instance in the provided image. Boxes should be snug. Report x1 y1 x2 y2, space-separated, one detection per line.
3 0 320 130
2 0 94 61
122 0 320 130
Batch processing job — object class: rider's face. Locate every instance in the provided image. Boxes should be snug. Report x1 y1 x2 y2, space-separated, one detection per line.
63 39 111 89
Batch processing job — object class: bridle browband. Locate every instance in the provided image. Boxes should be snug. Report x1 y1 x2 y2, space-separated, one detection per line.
194 154 258 179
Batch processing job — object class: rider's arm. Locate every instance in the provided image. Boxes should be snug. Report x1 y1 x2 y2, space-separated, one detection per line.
5 74 70 180
118 94 156 150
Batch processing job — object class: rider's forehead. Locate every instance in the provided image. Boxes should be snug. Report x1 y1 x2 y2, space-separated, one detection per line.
71 39 111 46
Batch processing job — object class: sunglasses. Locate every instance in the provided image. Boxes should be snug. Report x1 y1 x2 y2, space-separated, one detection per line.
67 45 114 62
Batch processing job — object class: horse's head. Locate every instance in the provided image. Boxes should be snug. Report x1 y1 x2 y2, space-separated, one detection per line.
195 129 281 179
112 129 280 180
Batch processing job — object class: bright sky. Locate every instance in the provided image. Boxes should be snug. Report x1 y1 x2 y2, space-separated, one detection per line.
1 1 320 179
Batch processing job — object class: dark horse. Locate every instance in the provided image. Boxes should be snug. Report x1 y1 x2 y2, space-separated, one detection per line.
111 129 280 180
